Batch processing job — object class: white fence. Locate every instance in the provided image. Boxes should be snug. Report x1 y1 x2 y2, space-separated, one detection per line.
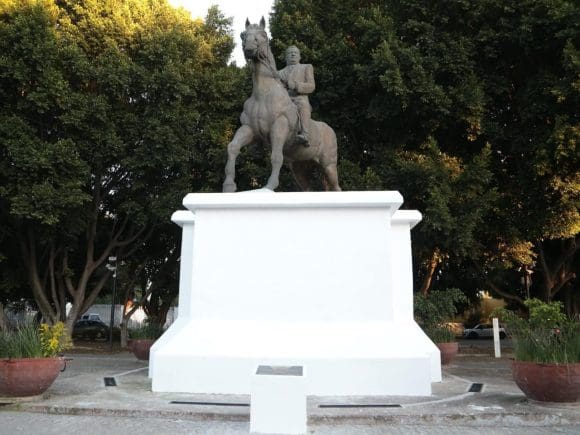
2 304 176 329
79 304 176 329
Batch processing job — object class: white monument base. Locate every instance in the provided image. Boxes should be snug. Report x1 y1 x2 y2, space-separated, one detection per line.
150 191 440 396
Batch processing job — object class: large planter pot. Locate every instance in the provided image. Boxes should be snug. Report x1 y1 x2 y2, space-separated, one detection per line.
129 339 155 361
512 360 580 403
0 357 65 397
436 342 459 365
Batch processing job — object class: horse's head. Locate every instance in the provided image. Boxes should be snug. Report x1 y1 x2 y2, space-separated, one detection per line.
241 17 269 62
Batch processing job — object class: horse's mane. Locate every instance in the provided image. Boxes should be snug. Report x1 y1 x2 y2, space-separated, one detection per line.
246 24 278 78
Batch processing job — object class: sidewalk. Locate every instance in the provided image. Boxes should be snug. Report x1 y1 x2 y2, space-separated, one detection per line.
1 347 579 432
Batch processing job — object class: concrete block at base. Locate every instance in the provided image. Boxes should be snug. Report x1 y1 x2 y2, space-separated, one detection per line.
250 365 306 434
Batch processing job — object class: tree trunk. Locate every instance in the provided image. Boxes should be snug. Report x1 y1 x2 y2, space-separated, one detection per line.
156 301 171 328
472 260 525 306
16 179 151 339
420 248 441 296
120 320 129 348
0 302 7 331
536 237 578 303
120 303 141 348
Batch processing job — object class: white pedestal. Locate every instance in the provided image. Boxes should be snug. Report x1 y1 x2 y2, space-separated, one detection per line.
150 191 440 396
250 365 306 434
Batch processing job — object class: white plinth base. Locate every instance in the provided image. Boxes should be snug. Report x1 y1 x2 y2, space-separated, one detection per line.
151 319 436 395
150 192 440 396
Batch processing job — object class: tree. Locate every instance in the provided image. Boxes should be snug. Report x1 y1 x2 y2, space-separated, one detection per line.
472 1 579 305
0 0 244 330
380 141 497 295
270 0 579 309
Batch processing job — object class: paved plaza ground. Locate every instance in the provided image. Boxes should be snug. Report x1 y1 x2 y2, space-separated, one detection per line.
1 339 579 434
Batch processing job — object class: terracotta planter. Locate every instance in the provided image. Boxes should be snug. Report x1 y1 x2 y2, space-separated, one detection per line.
129 339 155 360
512 360 580 403
436 342 459 365
0 357 65 397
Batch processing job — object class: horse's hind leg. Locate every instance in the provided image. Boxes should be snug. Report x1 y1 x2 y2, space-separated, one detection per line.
317 124 341 191
223 125 254 192
290 161 314 191
322 163 341 191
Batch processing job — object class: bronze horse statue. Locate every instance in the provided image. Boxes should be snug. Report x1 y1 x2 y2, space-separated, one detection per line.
223 18 341 192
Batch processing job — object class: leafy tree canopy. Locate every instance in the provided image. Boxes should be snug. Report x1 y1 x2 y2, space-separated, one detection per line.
0 0 245 327
270 0 579 309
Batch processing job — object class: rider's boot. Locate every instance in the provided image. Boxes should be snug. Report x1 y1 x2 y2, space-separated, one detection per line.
296 130 310 147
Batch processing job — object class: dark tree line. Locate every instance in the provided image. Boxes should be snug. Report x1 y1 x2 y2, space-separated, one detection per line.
270 0 579 313
0 0 578 327
0 0 246 330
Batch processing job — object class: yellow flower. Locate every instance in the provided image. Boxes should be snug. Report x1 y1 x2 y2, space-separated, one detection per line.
39 322 72 357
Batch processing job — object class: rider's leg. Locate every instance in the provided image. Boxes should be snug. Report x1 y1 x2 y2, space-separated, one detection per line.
295 98 311 146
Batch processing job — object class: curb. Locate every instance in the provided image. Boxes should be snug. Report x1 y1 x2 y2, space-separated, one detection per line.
7 404 249 422
310 412 580 427
9 401 580 427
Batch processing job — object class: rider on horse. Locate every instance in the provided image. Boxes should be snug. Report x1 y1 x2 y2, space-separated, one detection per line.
278 46 314 147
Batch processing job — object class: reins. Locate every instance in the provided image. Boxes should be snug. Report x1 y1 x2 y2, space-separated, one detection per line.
255 37 284 85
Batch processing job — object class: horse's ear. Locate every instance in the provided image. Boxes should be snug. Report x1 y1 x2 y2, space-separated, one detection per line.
245 18 250 29
259 16 266 30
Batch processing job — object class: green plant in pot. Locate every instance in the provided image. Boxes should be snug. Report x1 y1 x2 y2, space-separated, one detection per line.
494 298 580 402
414 288 467 365
0 322 72 397
128 322 164 361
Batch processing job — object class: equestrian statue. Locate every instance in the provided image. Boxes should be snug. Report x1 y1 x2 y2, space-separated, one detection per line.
223 17 341 192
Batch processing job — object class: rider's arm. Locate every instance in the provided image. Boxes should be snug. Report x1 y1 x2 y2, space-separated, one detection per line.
294 64 315 95
278 67 289 87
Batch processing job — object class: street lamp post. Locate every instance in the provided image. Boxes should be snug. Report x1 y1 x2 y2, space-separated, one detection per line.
106 256 118 350
520 263 535 299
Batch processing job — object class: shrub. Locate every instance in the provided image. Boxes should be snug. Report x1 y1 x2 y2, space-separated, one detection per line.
129 322 164 340
0 322 71 358
494 299 580 364
414 288 467 343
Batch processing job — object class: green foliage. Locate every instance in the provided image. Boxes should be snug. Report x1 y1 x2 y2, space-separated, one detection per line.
423 325 457 344
494 299 580 363
0 322 43 358
0 321 71 358
0 1 246 322
128 322 164 340
383 141 497 259
270 0 579 306
414 288 467 342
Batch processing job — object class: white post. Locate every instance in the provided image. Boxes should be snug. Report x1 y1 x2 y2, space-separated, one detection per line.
492 317 501 358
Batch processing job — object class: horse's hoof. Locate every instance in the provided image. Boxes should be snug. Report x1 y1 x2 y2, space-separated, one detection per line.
223 182 237 193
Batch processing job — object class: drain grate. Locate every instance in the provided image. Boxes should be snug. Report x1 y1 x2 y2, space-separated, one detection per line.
319 404 402 409
468 383 484 393
104 377 117 387
170 401 249 407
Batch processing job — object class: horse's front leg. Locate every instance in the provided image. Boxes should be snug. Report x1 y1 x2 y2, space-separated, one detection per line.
265 117 290 191
223 125 254 192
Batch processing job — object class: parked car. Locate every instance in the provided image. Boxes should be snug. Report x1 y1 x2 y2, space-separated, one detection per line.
72 319 109 341
463 323 507 339
80 313 102 322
